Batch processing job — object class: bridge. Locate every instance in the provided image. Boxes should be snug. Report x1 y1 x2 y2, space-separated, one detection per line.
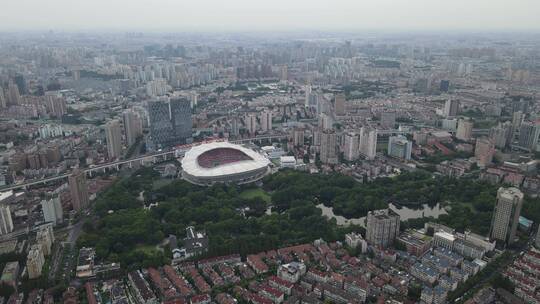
0 135 289 192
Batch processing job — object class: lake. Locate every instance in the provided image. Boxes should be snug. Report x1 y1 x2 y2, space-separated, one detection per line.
316 202 448 227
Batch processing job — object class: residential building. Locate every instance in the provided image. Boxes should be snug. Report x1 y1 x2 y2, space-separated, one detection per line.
105 119 123 160
0 204 13 235
343 133 359 162
456 118 473 141
320 131 338 164
123 110 143 147
366 209 400 248
443 99 459 117
245 114 257 135
41 195 64 225
474 137 494 167
334 93 346 116
260 110 272 133
359 127 377 160
69 169 89 212
27 245 45 279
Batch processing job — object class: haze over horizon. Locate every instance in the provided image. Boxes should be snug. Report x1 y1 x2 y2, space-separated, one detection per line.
1 0 539 32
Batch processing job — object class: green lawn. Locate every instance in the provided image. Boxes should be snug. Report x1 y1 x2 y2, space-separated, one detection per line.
239 188 271 204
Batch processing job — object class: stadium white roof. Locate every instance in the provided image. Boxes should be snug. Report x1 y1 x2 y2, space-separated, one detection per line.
181 142 270 178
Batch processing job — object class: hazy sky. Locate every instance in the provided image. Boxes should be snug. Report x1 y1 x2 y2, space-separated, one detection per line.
1 0 539 32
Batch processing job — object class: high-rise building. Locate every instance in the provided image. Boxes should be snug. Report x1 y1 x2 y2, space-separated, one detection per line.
511 111 524 139
489 122 512 149
36 224 54 256
318 113 334 130
359 127 377 160
441 119 458 131
14 75 27 95
293 129 304 147
148 100 174 149
489 187 523 245
245 114 257 135
320 131 338 164
105 120 123 160
474 137 494 168
443 99 460 117
69 169 89 212
260 110 272 133
518 122 540 151
41 195 63 226
148 98 192 149
0 204 13 235
170 98 192 145
380 112 396 128
231 117 239 136
27 245 45 279
0 89 6 108
456 118 473 141
7 82 20 106
343 133 359 161
334 93 346 116
388 135 412 160
366 209 400 248
304 85 312 108
123 110 143 147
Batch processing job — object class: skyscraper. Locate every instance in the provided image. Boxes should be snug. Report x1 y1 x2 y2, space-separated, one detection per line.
148 100 174 149
388 135 412 160
41 195 63 226
170 98 192 145
456 118 473 141
334 93 346 116
105 120 123 160
0 89 6 108
489 187 523 245
366 209 400 248
474 137 494 167
69 169 89 212
320 130 338 164
260 110 272 133
14 75 27 95
148 98 192 150
343 133 359 161
123 110 143 147
443 99 460 117
0 204 13 235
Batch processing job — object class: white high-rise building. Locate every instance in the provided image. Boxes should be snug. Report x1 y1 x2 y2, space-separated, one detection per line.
359 127 377 160
318 113 334 130
490 187 523 245
343 133 360 161
0 204 13 235
260 110 272 133
105 120 123 160
36 224 54 256
41 196 63 226
474 137 495 167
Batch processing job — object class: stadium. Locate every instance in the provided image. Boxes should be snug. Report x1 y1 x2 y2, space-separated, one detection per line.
181 142 271 186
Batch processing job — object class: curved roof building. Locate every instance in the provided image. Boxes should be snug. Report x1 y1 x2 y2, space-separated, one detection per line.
181 142 271 186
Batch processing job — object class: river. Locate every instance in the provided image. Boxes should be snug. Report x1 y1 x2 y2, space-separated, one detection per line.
316 202 448 227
